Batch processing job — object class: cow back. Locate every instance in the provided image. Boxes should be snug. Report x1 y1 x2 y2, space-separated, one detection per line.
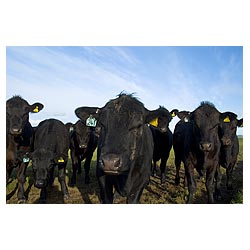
34 119 69 157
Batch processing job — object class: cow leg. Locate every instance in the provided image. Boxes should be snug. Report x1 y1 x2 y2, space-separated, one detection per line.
214 165 222 201
175 157 181 186
6 166 14 185
226 162 235 190
39 187 47 203
58 164 69 200
160 158 167 184
70 158 80 186
205 166 217 204
17 162 28 203
98 176 114 204
48 166 55 186
151 160 157 177
77 159 82 174
127 188 144 204
186 165 196 204
83 155 92 184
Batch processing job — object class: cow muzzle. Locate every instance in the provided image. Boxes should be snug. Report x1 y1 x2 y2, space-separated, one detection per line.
99 154 122 174
79 144 87 149
199 142 213 152
159 127 167 133
34 179 47 188
221 137 231 146
10 127 22 135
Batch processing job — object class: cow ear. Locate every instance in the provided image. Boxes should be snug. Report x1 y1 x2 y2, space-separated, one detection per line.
54 153 68 164
75 107 101 122
220 112 238 123
145 110 159 124
177 111 191 122
237 118 243 127
30 103 44 113
170 109 179 118
65 122 74 132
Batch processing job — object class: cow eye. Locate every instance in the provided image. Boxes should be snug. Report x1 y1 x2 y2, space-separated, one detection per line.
210 123 219 130
129 122 143 131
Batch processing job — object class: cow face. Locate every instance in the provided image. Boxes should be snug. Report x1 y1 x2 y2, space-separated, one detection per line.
176 110 191 122
219 112 243 146
76 94 158 175
191 102 220 152
71 121 93 149
31 149 54 188
149 107 175 132
75 106 101 138
6 96 44 135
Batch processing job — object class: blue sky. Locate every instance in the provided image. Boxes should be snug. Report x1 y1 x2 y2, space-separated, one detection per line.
6 46 243 134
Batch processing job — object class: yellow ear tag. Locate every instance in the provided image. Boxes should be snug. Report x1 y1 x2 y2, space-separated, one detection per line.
223 116 230 123
150 117 158 127
171 112 176 117
58 157 64 163
33 106 39 113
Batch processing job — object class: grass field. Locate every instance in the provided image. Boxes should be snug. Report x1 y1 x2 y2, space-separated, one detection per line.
6 137 243 204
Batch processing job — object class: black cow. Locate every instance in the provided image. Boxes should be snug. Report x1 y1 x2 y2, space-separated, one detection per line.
149 107 178 184
173 102 221 203
215 112 243 195
6 95 44 203
65 119 98 186
75 93 161 204
31 119 69 203
173 110 191 186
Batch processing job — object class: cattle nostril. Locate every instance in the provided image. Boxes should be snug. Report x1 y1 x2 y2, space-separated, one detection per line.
160 127 167 133
200 143 212 152
35 179 47 188
221 137 232 146
101 154 121 173
79 144 87 149
10 127 22 135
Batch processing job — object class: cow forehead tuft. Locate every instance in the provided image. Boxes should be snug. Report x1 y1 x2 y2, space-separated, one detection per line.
7 96 29 109
106 94 145 113
194 103 219 116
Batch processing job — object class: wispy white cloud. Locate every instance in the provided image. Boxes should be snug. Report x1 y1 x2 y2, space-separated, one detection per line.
6 46 243 135
6 47 150 125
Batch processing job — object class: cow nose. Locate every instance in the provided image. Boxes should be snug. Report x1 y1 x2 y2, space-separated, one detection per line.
200 142 212 152
160 127 167 133
34 179 47 188
79 144 87 149
100 154 121 174
222 138 231 146
10 127 22 135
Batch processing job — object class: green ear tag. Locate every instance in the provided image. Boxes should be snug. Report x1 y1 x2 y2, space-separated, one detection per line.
23 157 30 163
86 116 97 127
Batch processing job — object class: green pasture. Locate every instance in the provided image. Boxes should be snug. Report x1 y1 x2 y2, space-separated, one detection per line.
6 137 243 204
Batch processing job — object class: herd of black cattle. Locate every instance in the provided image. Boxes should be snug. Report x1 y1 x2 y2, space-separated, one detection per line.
6 94 243 204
